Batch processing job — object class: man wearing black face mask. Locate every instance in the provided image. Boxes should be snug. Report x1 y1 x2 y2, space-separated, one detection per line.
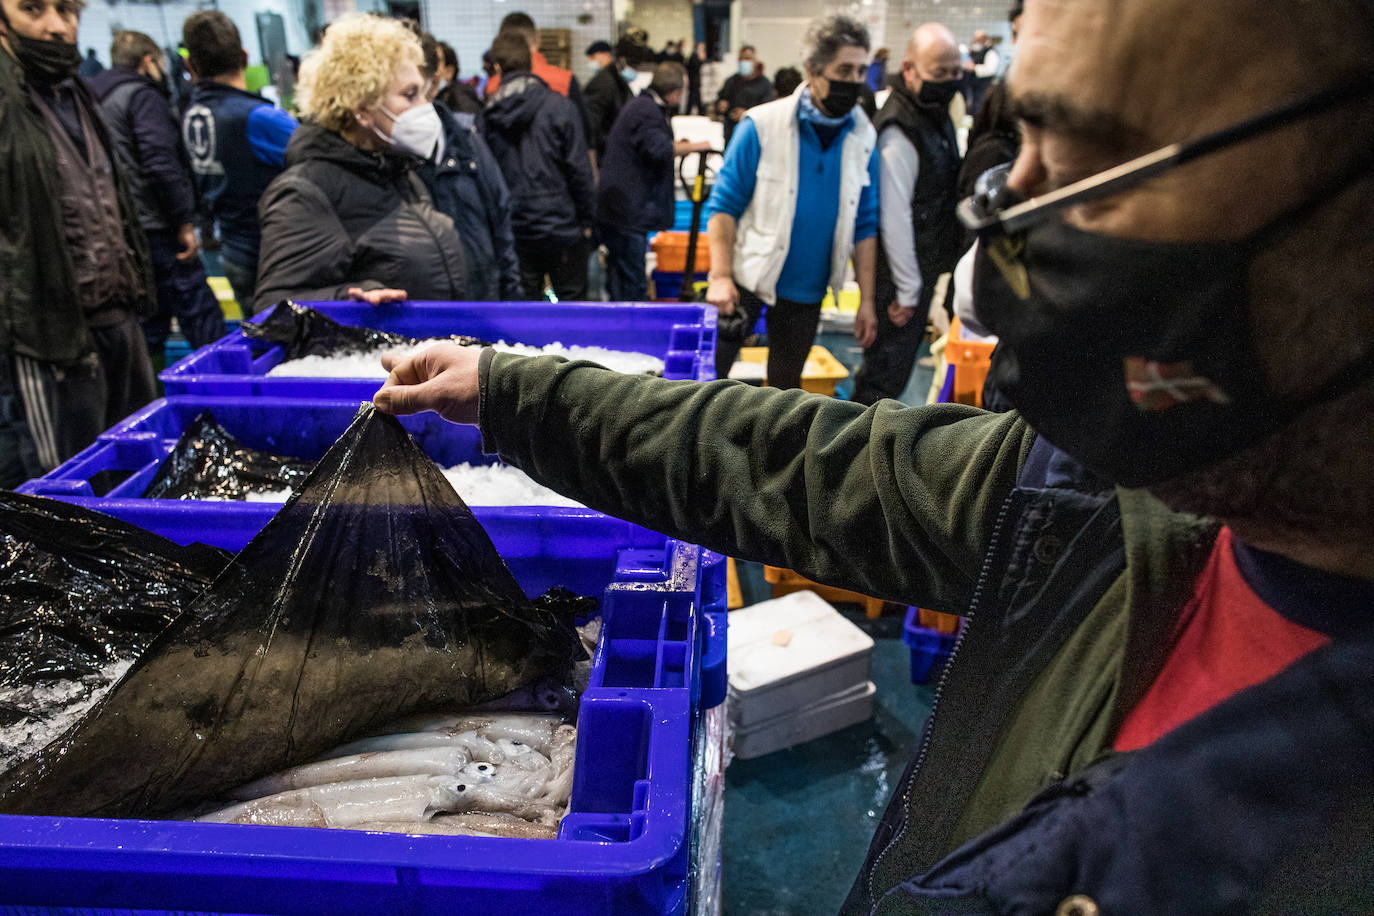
852 24 968 406
372 0 1374 909
87 30 226 362
0 0 157 473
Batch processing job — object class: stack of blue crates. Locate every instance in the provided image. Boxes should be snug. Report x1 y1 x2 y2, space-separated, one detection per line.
5 300 727 914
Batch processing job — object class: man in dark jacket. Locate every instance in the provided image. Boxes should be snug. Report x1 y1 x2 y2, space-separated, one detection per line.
433 41 482 117
375 1 1374 911
596 63 708 301
415 31 520 301
0 0 157 472
181 11 297 317
583 35 649 164
852 24 967 405
88 30 226 357
715 45 774 147
481 32 595 301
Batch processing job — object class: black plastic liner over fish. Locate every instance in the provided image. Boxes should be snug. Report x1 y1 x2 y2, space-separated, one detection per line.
0 406 585 818
246 300 490 360
141 410 313 500
0 493 229 770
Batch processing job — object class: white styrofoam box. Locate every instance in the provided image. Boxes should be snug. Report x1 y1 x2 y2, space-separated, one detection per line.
727 591 874 726
732 681 877 760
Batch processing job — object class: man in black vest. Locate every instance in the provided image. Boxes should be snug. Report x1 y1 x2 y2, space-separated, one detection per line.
851 23 967 406
0 0 157 473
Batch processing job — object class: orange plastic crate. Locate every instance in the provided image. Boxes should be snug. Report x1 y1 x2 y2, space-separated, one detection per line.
651 231 711 273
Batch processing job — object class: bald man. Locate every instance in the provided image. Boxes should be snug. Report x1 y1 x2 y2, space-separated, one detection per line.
374 0 1374 908
852 24 967 405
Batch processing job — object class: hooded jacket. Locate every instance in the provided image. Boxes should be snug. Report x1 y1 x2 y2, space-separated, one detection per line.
87 64 197 233
0 51 154 365
254 122 468 311
480 72 595 249
417 103 521 301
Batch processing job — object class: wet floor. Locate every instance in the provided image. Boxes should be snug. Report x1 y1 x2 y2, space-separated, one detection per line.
720 335 936 915
720 563 936 916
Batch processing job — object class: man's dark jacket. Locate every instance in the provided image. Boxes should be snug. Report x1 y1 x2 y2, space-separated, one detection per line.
582 64 631 161
254 122 467 310
472 352 1374 914
596 93 675 234
480 73 595 249
418 103 521 300
87 65 196 233
0 51 154 365
437 80 482 118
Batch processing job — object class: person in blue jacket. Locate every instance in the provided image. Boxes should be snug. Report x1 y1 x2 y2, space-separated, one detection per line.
595 62 710 301
704 15 880 388
415 32 520 301
180 10 297 316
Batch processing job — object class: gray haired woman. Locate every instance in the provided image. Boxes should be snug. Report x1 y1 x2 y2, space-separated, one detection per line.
703 15 881 388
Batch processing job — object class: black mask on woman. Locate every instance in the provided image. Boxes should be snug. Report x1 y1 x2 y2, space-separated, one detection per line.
9 33 82 87
970 169 1374 488
819 79 862 117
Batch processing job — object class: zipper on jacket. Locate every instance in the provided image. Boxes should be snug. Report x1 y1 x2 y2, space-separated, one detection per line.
407 176 460 296
865 487 1019 910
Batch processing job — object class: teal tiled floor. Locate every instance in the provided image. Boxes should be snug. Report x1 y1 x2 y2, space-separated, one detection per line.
719 336 938 914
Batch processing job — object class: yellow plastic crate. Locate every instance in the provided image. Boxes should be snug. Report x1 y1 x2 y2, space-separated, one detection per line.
820 287 860 314
207 275 243 321
735 345 849 396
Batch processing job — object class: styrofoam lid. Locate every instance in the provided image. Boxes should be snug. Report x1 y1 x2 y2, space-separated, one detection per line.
727 590 874 693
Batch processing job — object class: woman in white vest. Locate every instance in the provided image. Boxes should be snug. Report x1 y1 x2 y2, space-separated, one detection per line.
703 15 881 389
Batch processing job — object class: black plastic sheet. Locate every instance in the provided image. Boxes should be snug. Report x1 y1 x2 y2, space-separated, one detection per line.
246 300 489 360
0 406 584 818
0 493 229 771
141 410 313 500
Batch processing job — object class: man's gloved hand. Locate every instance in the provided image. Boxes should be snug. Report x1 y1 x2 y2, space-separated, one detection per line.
373 342 482 424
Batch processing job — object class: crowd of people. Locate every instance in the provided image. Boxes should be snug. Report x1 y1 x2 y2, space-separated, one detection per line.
3 0 1373 910
0 0 1018 483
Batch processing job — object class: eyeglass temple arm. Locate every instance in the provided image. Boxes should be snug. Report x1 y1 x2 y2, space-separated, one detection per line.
977 78 1374 234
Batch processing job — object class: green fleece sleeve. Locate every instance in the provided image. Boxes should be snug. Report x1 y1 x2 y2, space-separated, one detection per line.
479 352 1036 613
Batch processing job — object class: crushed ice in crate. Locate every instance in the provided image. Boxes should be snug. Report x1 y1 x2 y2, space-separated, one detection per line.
268 339 665 378
211 463 584 508
0 659 134 774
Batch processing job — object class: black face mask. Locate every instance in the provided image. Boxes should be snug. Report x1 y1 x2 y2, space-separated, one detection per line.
819 79 862 117
960 77 1374 488
970 160 1374 488
8 31 82 86
916 78 960 107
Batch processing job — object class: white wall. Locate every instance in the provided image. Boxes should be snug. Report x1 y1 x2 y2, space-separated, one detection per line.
422 0 617 85
79 0 312 67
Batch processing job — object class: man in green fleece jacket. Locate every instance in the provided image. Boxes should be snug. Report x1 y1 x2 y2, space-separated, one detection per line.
374 0 1374 910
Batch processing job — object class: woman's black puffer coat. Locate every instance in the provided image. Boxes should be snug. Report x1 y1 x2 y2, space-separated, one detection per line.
254 122 467 311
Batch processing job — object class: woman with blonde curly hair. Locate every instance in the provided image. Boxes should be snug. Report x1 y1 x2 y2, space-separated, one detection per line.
253 13 468 310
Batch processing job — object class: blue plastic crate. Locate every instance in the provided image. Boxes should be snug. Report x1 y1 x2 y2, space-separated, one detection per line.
0 508 719 914
902 608 958 685
651 271 708 302
160 301 717 398
671 200 708 233
16 397 729 713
